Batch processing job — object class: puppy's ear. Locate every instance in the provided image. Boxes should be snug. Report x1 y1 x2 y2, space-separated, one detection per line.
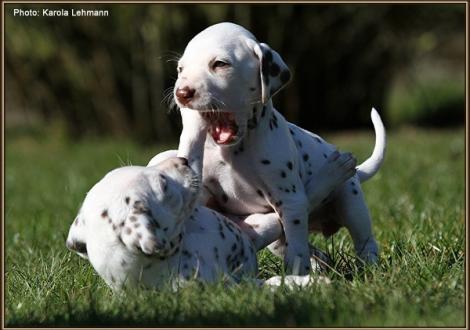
248 39 292 104
66 215 88 259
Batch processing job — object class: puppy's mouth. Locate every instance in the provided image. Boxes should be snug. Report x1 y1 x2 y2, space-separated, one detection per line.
201 112 239 145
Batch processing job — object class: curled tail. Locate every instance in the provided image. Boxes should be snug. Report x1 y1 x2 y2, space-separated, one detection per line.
356 108 386 183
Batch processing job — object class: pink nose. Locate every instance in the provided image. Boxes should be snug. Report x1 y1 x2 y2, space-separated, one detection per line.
175 86 195 105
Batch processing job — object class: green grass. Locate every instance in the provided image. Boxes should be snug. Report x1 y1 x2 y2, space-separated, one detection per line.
4 127 465 327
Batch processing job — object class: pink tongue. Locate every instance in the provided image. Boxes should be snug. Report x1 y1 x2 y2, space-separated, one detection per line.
213 125 234 144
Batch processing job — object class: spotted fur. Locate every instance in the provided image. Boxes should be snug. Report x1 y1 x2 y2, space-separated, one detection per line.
170 23 386 275
66 157 258 290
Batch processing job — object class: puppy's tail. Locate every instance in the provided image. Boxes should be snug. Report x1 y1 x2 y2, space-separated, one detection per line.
356 108 386 183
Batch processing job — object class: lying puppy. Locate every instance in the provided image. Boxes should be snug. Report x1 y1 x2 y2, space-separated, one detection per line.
66 157 258 290
66 156 331 289
172 22 386 274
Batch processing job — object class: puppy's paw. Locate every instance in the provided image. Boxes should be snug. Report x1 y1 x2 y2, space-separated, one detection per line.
120 216 161 256
284 246 313 275
119 201 168 257
264 275 331 289
357 239 379 265
358 252 379 265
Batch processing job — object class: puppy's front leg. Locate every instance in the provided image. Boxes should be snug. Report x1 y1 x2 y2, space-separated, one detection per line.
259 169 311 274
177 108 208 178
255 128 312 274
275 193 312 275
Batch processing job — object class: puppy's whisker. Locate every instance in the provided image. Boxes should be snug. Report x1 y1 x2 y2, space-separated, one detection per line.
161 87 175 105
168 101 178 114
248 98 263 106
162 86 179 113
158 51 182 63
162 90 171 101
208 96 228 118
212 96 227 109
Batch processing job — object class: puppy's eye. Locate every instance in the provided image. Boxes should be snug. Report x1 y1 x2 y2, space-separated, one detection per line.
212 60 230 70
177 66 183 74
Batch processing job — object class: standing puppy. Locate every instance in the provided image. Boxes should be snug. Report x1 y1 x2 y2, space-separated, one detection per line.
173 22 386 274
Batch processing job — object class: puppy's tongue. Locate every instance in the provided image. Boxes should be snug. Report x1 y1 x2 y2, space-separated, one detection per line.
204 112 238 145
213 124 235 144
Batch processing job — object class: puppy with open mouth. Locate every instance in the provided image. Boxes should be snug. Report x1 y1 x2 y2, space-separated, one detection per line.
170 22 386 275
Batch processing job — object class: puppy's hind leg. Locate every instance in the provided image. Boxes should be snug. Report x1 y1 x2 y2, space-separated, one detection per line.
335 177 379 264
265 151 356 272
237 213 283 251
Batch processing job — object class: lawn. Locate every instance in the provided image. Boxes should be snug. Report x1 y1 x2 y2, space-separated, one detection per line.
4 126 466 327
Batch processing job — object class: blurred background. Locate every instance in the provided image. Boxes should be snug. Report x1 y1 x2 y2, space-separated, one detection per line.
5 3 466 143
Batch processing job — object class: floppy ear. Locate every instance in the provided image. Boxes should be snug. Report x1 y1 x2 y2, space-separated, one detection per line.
248 39 292 104
66 214 88 259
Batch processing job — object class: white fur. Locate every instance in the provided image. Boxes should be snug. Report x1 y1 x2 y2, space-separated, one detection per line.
66 157 258 290
356 108 387 182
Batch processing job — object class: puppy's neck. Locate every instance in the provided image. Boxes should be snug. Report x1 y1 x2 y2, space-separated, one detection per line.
246 100 272 130
246 100 276 136
216 101 274 158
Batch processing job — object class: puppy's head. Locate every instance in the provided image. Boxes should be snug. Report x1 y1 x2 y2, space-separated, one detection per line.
66 157 199 260
174 22 291 147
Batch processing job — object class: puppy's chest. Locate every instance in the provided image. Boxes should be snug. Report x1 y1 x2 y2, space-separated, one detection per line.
203 153 270 215
202 127 338 215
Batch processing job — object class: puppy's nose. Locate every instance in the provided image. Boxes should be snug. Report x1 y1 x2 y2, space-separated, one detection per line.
175 86 195 105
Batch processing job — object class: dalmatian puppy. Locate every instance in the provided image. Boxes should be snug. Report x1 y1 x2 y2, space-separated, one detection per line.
171 22 386 275
66 157 259 290
66 155 333 290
